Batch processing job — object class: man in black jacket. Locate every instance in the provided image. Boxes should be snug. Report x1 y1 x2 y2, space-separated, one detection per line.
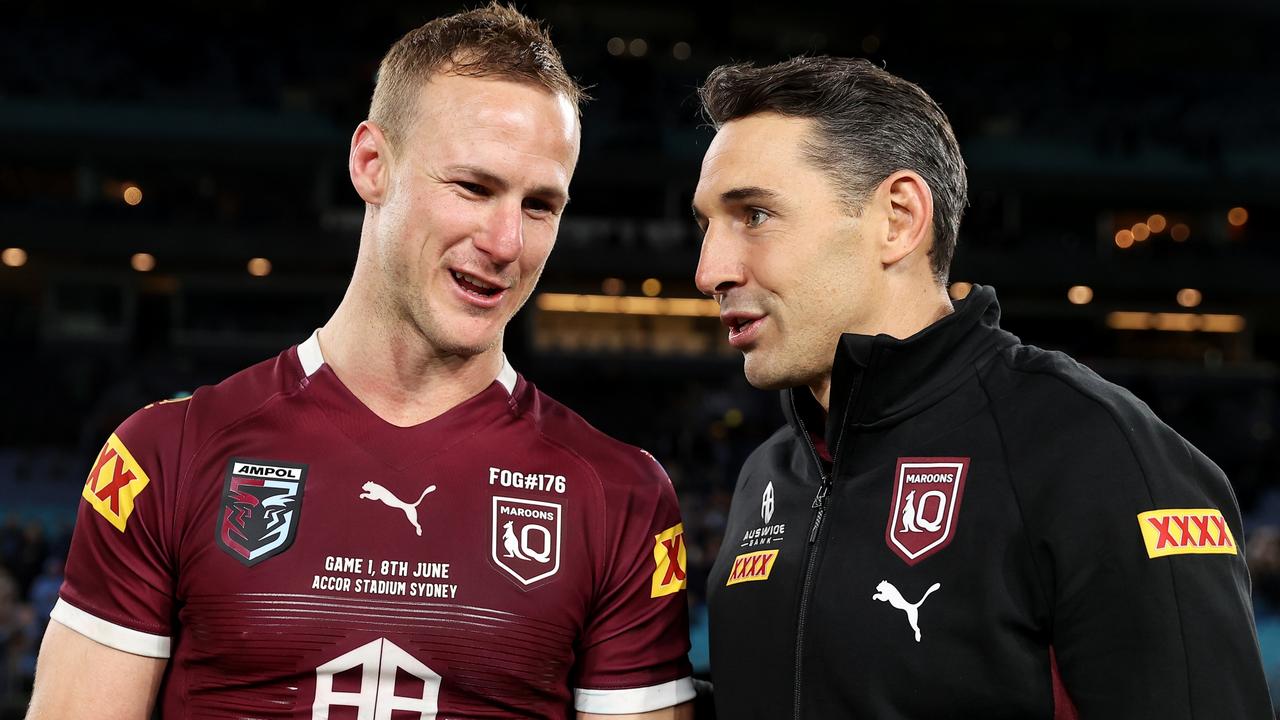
691 56 1271 719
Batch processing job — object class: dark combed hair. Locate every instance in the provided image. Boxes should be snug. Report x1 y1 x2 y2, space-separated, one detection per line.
369 1 586 150
699 56 967 283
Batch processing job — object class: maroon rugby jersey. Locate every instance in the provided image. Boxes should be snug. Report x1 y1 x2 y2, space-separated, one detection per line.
54 332 694 718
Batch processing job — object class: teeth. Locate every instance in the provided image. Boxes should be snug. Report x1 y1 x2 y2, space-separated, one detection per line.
452 270 496 290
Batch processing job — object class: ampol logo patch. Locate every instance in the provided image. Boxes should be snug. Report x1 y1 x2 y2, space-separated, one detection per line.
83 434 151 532
1138 508 1237 558
216 458 307 566
491 496 562 587
885 457 969 566
652 523 688 598
725 549 779 586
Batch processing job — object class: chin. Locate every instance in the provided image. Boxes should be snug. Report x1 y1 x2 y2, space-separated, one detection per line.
742 355 791 391
415 314 504 358
434 330 502 357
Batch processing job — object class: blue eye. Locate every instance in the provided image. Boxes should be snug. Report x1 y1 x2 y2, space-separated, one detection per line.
746 209 769 228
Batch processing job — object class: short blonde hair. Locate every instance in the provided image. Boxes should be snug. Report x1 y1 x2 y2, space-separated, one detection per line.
369 2 585 149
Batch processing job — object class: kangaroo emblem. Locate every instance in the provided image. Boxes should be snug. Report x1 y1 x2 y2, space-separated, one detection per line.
873 580 941 642
502 520 550 563
359 482 436 536
901 490 942 533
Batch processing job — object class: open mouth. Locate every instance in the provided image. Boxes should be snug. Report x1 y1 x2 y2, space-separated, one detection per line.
451 270 503 299
724 315 765 348
729 317 762 338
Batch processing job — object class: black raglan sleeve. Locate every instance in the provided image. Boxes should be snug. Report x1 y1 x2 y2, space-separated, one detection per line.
1000 369 1272 718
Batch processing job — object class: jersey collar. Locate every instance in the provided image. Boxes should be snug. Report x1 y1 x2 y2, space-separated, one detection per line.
296 329 517 396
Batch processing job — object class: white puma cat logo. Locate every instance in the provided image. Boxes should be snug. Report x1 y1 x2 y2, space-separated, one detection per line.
873 580 941 642
502 520 550 563
359 482 436 536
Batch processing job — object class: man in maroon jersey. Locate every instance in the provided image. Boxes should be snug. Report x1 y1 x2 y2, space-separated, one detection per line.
25 5 694 719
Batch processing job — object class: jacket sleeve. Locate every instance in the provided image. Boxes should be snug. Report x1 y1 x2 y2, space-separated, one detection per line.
1003 376 1272 718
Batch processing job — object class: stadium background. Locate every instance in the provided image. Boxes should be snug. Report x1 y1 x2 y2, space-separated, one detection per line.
2 0 1279 715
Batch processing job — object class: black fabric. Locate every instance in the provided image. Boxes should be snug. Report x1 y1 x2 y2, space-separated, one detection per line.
709 285 1271 719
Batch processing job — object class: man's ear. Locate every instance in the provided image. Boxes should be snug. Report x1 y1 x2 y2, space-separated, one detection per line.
877 170 934 267
349 121 392 205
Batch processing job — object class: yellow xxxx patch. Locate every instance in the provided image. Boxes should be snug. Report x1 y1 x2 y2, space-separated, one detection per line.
726 549 779 586
1138 508 1237 559
82 434 151 532
651 523 688 598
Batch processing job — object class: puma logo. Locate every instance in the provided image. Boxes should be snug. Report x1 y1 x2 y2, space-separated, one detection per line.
872 580 941 642
502 520 550 563
901 490 942 533
359 482 436 536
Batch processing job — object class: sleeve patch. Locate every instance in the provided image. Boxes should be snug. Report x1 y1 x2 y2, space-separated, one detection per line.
82 433 152 532
1137 508 1237 558
651 523 688 598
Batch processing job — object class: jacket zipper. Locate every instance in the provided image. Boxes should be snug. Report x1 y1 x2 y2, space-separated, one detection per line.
792 394 834 720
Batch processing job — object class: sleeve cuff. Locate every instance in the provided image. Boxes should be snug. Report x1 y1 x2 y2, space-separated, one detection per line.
50 597 172 658
574 676 696 714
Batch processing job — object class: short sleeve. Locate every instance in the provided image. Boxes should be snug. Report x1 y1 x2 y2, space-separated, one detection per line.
52 399 188 658
572 450 695 714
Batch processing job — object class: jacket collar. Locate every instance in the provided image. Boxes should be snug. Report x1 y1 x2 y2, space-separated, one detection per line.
782 284 1017 453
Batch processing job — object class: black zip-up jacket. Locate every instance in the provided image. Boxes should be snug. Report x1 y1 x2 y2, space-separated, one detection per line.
707 285 1271 719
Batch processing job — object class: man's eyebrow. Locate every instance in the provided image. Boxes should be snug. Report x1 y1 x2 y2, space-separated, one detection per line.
719 186 780 204
446 164 569 206
693 185 781 224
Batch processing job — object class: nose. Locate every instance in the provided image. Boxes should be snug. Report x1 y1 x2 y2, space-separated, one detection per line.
694 223 745 298
473 201 525 265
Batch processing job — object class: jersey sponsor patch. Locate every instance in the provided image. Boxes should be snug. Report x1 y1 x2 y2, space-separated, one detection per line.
651 522 687 598
83 433 152 532
215 458 308 566
885 457 969 566
491 496 562 587
725 549 779 586
1138 508 1237 558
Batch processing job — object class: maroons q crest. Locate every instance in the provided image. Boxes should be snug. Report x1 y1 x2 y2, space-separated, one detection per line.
491 496 561 587
216 458 307 567
885 457 968 566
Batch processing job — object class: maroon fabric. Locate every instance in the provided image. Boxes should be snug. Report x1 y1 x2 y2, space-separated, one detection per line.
810 431 833 463
61 344 691 718
1050 646 1079 720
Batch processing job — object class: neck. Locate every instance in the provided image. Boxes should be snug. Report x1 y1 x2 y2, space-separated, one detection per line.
318 292 504 428
805 280 954 413
809 378 833 414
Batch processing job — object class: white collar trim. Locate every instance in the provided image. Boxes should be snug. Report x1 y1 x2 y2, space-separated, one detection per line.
297 329 517 395
297 329 325 377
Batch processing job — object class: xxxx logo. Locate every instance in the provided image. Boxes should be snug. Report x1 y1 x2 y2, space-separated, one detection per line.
1138 509 1237 558
652 523 688 598
83 434 151 532
726 549 779 586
